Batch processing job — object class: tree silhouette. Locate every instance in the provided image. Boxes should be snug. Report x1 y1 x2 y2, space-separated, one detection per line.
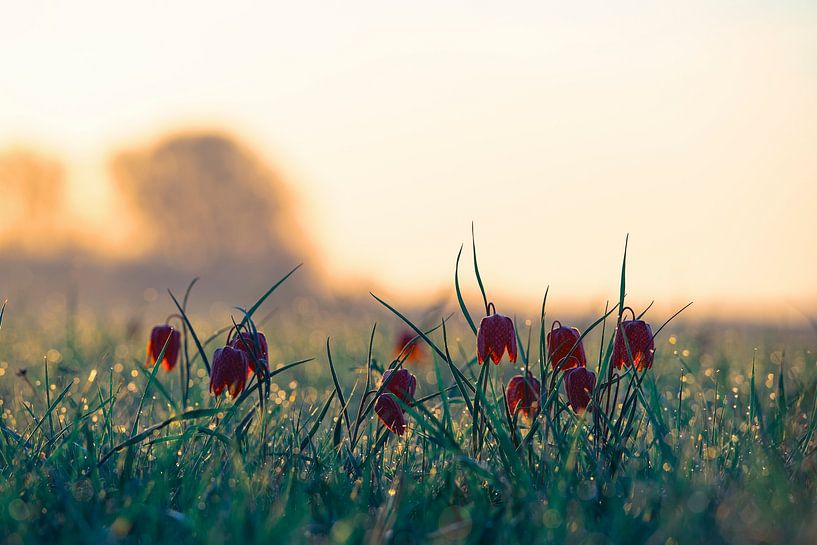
112 132 303 272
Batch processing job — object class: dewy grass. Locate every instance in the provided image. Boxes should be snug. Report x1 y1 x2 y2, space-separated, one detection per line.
0 237 816 545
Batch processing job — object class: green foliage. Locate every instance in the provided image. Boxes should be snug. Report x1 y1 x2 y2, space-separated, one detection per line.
0 243 816 545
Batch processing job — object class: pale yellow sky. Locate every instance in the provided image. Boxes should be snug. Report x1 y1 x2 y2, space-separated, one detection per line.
1 1 816 315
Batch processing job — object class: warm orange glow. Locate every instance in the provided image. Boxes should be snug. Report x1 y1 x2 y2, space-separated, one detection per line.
0 3 815 318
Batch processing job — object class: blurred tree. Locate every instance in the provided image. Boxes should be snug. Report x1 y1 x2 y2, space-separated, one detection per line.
112 132 304 272
0 150 67 255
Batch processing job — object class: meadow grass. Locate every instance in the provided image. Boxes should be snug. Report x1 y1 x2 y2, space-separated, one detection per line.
1 240 816 545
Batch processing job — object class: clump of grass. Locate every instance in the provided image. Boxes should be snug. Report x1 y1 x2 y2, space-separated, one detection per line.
0 236 816 545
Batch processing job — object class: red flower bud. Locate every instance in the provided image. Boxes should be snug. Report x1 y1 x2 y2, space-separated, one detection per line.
477 311 517 365
564 367 596 414
230 331 269 373
375 393 406 436
209 346 248 399
546 322 586 371
611 319 655 371
395 329 424 362
145 325 181 372
381 368 417 406
506 371 541 417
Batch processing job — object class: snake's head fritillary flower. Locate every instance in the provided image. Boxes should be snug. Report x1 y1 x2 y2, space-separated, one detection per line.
375 393 406 436
381 368 417 406
395 329 424 362
612 319 655 371
230 331 269 373
546 322 586 371
209 346 248 399
506 371 541 417
145 325 181 372
564 367 596 414
477 310 517 365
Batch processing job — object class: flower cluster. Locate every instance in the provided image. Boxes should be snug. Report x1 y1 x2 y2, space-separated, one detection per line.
230 331 269 373
547 322 594 413
144 318 272 401
470 304 656 419
142 300 656 438
374 368 417 436
209 330 270 399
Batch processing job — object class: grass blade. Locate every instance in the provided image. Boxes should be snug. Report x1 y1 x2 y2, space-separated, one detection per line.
455 244 478 335
169 289 211 375
239 263 302 327
299 391 336 452
326 338 351 443
370 292 475 393
98 409 223 466
471 223 489 314
137 364 180 414
23 382 72 446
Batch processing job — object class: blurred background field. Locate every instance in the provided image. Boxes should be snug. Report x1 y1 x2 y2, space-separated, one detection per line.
1 268 815 437
0 283 812 378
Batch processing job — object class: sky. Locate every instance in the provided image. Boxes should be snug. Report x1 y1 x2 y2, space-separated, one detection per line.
1 1 816 317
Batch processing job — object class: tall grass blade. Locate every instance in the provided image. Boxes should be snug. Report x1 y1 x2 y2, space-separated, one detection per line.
370 292 475 393
652 302 694 339
618 234 629 322
239 263 302 327
471 223 489 314
23 382 72 446
326 338 352 442
455 244 478 335
169 289 211 375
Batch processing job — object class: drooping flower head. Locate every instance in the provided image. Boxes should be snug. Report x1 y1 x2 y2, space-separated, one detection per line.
395 329 424 362
546 322 586 371
564 367 596 414
209 346 248 399
375 393 406 436
230 330 269 373
381 368 417 406
612 318 655 371
506 371 541 418
145 325 181 372
477 306 517 365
